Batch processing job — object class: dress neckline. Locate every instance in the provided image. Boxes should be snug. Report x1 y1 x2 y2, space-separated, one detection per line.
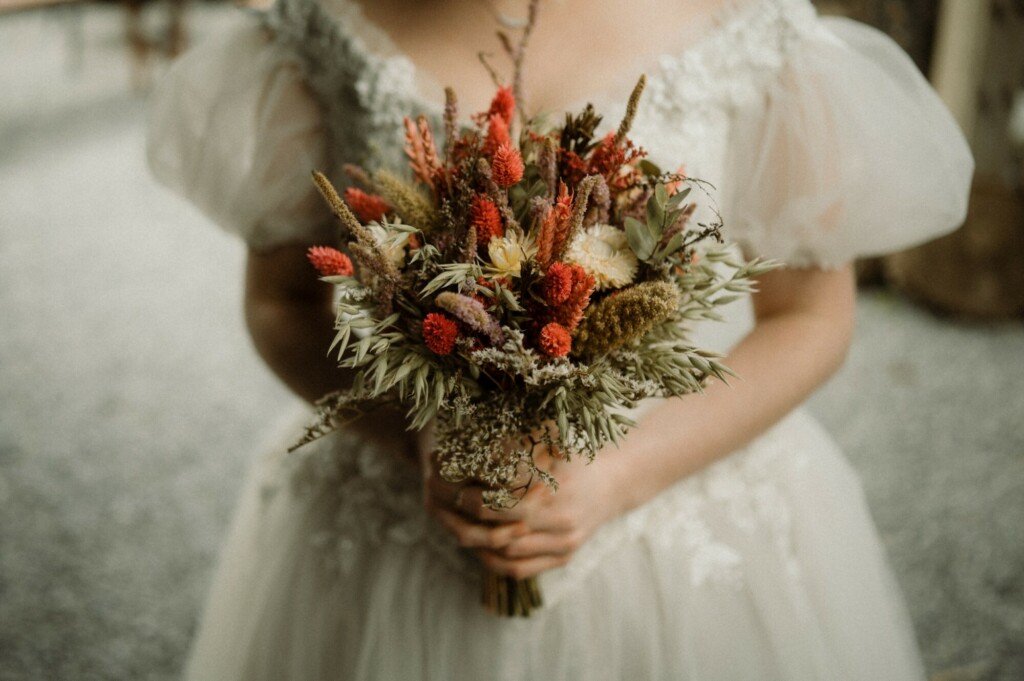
316 0 806 116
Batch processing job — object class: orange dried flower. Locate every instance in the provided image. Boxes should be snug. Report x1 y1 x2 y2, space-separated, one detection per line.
343 187 390 224
422 313 459 355
470 194 504 245
558 149 589 188
536 182 573 269
307 246 354 277
483 113 511 158
542 262 574 306
538 322 572 358
488 86 516 126
403 115 441 190
491 143 524 188
552 264 594 332
586 132 647 190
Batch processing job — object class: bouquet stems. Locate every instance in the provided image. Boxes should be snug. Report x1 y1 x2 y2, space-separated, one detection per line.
482 571 543 617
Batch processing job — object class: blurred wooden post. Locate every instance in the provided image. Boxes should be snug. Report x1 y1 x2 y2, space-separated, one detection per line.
929 0 990 142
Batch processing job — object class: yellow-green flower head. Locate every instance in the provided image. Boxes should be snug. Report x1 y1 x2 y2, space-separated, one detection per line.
487 231 536 277
564 223 638 290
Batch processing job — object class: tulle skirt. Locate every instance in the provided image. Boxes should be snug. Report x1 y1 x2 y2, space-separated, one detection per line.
183 409 925 681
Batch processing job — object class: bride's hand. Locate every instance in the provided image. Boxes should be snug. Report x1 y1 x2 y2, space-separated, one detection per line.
422 446 622 579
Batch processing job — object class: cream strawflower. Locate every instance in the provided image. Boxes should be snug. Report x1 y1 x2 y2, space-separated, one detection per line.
487 231 535 277
564 223 638 290
367 222 409 269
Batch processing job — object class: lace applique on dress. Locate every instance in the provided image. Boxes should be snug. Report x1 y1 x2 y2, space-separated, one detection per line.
264 0 434 175
632 0 820 174
282 429 475 578
542 413 812 605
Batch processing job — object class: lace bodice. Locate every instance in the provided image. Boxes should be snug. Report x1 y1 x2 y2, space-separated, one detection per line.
263 0 821 204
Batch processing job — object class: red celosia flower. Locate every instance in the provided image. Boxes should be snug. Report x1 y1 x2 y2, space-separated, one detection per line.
538 322 572 358
536 182 573 268
344 187 390 223
488 86 516 126
307 246 354 277
491 143 524 188
483 113 511 158
558 148 589 188
470 195 504 245
552 264 594 332
422 313 459 355
542 262 574 306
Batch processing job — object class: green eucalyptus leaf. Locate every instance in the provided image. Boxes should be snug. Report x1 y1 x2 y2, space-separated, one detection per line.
654 232 686 261
625 216 656 261
638 159 662 176
667 186 691 209
654 183 669 206
645 192 665 230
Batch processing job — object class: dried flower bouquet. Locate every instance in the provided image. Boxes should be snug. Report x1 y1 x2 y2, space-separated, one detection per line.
293 10 774 615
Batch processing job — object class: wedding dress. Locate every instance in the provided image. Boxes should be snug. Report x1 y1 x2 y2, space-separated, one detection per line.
147 0 973 678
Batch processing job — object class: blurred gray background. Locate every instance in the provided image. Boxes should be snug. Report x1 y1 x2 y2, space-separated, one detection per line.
1 1 1022 680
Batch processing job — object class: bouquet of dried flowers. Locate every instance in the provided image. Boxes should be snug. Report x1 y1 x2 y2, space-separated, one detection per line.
294 65 773 616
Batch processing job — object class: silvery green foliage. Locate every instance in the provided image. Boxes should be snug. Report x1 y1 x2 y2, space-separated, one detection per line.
294 248 772 509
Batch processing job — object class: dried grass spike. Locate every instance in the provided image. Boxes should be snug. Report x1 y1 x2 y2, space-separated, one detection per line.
418 116 442 175
511 0 541 127
373 169 438 230
435 292 505 345
614 75 646 147
555 175 600 261
444 87 459 161
572 281 679 356
535 181 571 269
342 163 374 189
538 136 557 198
403 117 436 190
312 170 371 243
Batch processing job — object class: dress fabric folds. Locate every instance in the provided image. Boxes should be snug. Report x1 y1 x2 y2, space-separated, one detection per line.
147 0 973 679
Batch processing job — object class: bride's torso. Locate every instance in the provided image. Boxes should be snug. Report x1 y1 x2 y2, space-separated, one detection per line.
261 0 832 603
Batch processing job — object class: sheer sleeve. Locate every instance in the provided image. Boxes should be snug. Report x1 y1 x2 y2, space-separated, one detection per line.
147 16 334 250
723 16 974 269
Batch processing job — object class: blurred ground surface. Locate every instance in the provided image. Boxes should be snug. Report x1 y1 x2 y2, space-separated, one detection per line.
0 4 1022 680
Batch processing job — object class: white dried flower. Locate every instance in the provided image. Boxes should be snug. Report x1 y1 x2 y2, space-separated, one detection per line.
487 231 535 277
564 223 638 290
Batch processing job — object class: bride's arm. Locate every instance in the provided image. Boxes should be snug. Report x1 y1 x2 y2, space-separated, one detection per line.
427 264 857 578
244 245 343 404
606 263 857 512
244 245 416 452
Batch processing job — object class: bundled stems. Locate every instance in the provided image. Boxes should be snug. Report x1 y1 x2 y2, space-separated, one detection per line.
483 573 543 617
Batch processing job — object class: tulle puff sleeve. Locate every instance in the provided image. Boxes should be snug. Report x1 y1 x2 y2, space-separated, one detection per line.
147 17 334 250
723 16 974 269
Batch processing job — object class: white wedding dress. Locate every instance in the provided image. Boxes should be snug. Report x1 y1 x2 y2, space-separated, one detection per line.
148 0 973 679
